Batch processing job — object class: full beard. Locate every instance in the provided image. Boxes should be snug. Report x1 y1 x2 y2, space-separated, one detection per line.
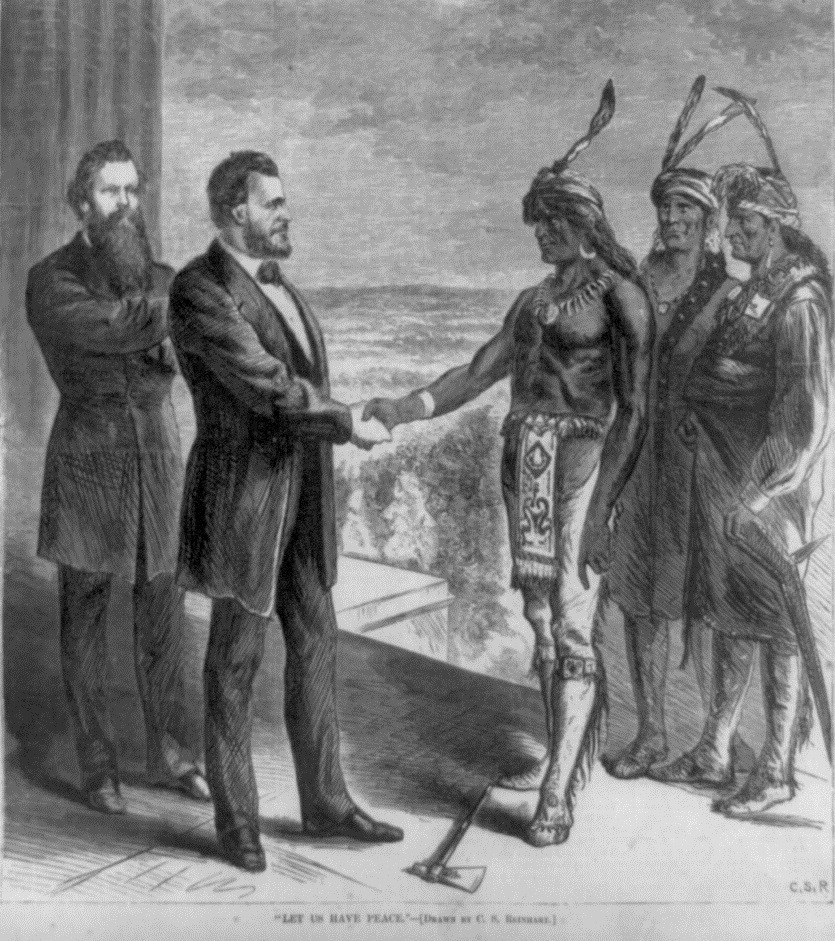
242 220 292 260
87 206 154 295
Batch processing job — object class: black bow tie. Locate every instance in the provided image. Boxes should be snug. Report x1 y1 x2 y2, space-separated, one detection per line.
256 260 284 286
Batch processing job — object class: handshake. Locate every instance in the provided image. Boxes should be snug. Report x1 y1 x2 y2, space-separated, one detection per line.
348 396 422 450
349 402 391 450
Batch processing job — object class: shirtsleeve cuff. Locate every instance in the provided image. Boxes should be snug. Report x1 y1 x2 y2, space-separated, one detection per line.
276 379 309 415
418 391 435 419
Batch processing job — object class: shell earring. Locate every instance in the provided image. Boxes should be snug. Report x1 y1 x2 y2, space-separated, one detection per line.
579 244 597 260
704 226 721 255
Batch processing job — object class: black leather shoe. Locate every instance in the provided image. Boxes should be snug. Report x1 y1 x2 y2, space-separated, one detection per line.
219 829 267 872
304 808 404 843
174 770 212 802
86 778 127 815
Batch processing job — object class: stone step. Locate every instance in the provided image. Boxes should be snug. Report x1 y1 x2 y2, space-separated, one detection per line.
183 554 453 662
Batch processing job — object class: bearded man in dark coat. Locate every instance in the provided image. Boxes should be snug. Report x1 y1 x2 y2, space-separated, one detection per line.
649 98 834 816
169 150 401 873
27 140 208 814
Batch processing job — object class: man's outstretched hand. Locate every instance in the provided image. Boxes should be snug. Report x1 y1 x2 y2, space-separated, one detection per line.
362 397 402 432
350 403 392 450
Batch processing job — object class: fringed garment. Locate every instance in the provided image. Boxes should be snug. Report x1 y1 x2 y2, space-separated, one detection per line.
608 251 735 620
682 256 833 653
565 647 609 814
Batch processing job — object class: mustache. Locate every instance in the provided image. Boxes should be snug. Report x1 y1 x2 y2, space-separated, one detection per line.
242 219 292 259
87 205 147 248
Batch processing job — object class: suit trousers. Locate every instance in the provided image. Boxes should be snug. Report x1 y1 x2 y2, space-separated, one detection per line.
204 513 353 841
58 544 196 791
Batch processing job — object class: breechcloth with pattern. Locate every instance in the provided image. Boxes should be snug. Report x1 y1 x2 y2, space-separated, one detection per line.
502 413 606 590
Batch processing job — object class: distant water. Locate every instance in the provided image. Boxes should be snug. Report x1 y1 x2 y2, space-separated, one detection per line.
169 284 525 681
173 285 518 449
313 284 518 403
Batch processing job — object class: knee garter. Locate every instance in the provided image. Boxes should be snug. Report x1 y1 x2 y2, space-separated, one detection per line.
557 655 599 680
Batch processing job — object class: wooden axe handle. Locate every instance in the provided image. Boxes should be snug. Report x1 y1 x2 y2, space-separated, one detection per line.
427 784 492 870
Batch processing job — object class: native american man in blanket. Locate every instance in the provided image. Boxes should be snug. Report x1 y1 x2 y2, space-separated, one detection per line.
364 82 653 847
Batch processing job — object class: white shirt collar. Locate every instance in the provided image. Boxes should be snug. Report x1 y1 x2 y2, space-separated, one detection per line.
218 237 314 361
219 237 281 284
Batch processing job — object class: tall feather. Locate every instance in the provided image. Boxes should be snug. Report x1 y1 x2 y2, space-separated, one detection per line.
551 79 616 177
714 86 781 173
662 75 706 170
668 102 744 168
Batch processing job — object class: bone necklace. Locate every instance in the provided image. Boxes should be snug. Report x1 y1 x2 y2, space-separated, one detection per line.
536 271 613 326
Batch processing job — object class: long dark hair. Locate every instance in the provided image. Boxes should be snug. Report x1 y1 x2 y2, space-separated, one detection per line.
781 226 833 296
523 187 639 282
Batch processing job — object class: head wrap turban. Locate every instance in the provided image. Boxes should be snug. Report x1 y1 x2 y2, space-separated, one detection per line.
649 75 747 215
711 89 801 229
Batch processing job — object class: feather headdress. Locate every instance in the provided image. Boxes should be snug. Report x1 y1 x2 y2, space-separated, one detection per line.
550 79 616 178
651 76 748 211
714 86 781 174
661 75 707 171
523 81 616 221
661 78 750 172
711 87 800 228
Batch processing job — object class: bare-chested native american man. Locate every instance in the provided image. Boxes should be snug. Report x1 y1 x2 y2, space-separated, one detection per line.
364 82 653 847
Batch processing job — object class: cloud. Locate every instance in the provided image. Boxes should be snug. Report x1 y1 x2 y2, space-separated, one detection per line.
164 0 831 163
161 0 832 284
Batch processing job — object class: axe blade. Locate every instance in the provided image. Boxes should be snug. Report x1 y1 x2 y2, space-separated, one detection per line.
438 866 487 894
406 861 487 894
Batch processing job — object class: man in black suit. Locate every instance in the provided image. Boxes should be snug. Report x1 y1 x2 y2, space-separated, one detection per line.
169 150 402 872
27 140 209 813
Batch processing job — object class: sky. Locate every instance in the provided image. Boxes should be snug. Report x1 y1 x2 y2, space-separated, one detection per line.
161 0 833 287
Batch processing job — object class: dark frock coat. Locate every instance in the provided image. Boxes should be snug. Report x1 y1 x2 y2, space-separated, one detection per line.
27 233 182 581
169 241 352 618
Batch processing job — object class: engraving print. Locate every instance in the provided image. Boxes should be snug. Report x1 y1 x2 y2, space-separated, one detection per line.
1 2 832 938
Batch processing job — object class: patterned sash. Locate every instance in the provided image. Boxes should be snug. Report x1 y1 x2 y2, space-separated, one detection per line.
507 413 605 587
